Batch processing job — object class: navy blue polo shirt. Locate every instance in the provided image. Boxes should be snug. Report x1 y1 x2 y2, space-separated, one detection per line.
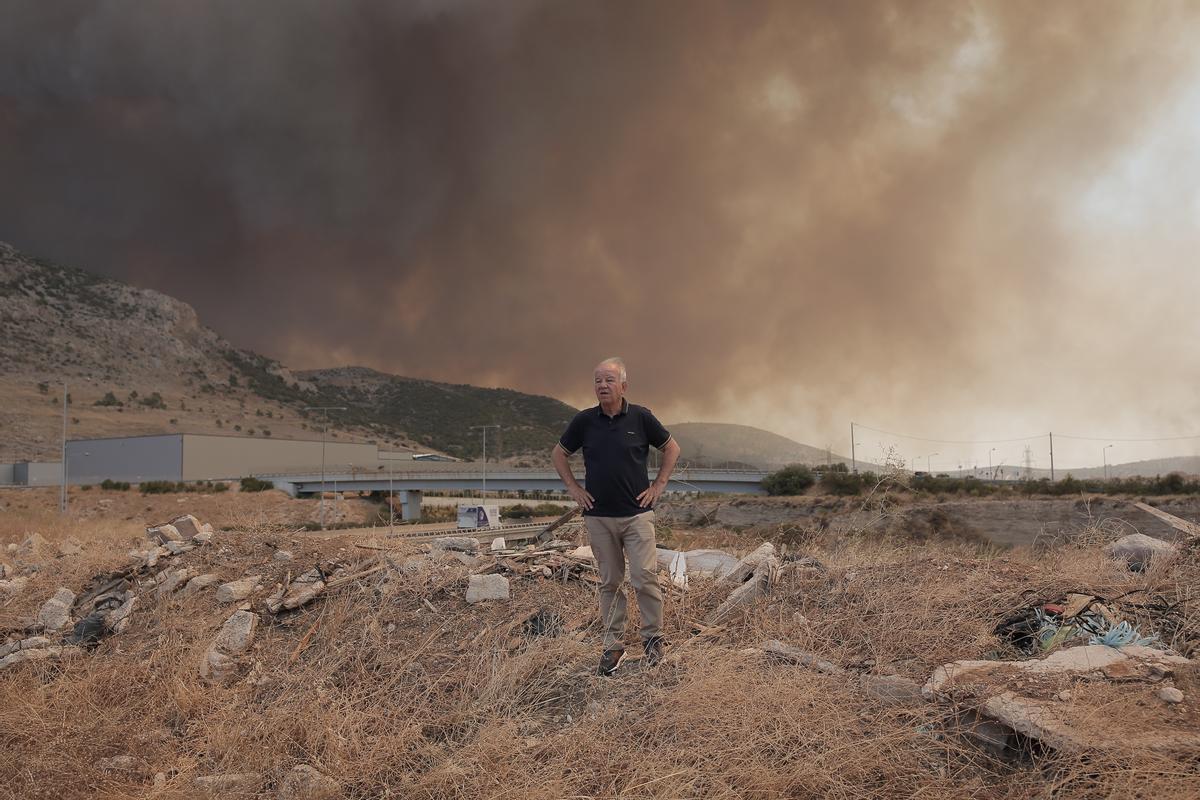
558 399 672 517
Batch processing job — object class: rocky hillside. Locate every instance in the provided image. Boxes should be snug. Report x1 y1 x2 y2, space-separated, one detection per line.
0 242 576 462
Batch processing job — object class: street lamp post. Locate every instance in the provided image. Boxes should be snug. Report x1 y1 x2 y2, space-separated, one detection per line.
1104 444 1114 482
60 382 68 514
989 447 997 479
927 452 939 473
470 424 500 498
304 405 346 530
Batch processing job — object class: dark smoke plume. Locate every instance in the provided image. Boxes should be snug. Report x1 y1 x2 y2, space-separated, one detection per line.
3 1 1199 466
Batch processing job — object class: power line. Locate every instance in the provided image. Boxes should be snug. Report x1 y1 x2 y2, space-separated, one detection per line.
1054 433 1200 443
853 423 1048 445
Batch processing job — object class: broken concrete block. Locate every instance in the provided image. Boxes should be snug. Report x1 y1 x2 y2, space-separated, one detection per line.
201 610 258 682
193 531 214 544
709 557 776 623
194 773 262 797
104 596 137 634
37 587 77 631
0 643 82 671
266 569 326 613
925 644 1199 754
164 540 194 556
431 536 478 554
490 537 507 552
216 577 262 603
717 542 776 586
466 574 510 603
1159 686 1184 704
147 524 183 544
1105 533 1178 571
278 764 340 800
568 545 594 561
184 574 222 595
0 636 51 659
669 551 688 589
156 568 197 598
170 514 203 540
273 550 294 562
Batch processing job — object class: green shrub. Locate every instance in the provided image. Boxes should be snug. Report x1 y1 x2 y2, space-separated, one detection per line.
139 392 167 409
762 464 816 496
240 476 274 493
503 503 534 519
532 502 571 516
93 391 122 407
100 479 131 491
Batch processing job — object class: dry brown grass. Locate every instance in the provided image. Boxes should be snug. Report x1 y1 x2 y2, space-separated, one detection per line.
1 498 1198 798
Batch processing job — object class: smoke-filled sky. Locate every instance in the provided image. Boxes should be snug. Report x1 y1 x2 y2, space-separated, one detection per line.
3 1 1199 470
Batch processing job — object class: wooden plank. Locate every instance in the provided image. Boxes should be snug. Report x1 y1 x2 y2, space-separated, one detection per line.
535 507 582 544
1133 502 1200 538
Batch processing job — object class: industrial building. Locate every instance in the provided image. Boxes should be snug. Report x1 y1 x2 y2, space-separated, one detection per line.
48 433 418 485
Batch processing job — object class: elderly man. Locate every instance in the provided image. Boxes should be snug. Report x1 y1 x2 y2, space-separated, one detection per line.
552 357 681 675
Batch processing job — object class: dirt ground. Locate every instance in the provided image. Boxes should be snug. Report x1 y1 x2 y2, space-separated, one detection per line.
2 488 1198 798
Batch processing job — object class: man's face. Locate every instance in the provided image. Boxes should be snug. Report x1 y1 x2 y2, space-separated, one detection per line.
594 364 627 406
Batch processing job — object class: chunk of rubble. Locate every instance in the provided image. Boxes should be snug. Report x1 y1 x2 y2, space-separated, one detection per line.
655 548 740 578
193 531 214 544
1159 686 1184 704
431 536 478 554
1105 533 1178 571
164 540 194 556
708 556 777 623
37 587 77 631
217 577 263 603
104 595 137 634
466 574 510 603
273 549 294 562
194 773 262 797
717 542 776 586
170 514 204 540
156 568 197 598
265 569 326 613
278 764 340 800
184 574 222 595
200 610 258 683
0 638 82 671
490 537 507 552
147 523 183 544
924 644 1200 754
568 545 594 561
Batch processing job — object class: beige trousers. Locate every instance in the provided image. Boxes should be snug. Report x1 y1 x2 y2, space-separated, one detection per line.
584 511 663 650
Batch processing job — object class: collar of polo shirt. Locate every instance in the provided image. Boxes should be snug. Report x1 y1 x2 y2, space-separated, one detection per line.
597 398 629 418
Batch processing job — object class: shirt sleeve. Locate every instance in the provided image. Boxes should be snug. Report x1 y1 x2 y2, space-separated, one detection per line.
558 412 586 455
642 408 672 450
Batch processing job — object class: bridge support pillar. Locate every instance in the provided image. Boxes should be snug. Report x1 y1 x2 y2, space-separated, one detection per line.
399 490 422 521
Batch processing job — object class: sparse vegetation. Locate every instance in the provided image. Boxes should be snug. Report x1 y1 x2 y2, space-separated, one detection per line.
93 391 122 407
761 464 816 495
99 479 131 491
138 391 167 409
139 480 228 495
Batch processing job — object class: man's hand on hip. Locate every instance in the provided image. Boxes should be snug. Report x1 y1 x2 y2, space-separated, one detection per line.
636 480 666 508
567 483 595 511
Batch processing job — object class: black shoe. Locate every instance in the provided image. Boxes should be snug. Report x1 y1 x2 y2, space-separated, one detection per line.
643 636 665 667
598 648 625 676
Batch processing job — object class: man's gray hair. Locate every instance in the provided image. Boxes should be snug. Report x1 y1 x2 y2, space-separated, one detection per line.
596 357 627 382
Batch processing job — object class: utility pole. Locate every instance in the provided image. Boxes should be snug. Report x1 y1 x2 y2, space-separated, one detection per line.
304 405 346 530
850 422 856 473
1104 444 1114 482
470 424 500 498
1049 432 1055 482
388 468 395 535
927 452 938 473
60 382 68 514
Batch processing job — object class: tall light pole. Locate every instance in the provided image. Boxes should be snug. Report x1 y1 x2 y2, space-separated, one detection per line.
470 424 500 498
850 421 856 473
1104 444 1114 482
60 382 68 514
304 405 346 530
927 452 939 473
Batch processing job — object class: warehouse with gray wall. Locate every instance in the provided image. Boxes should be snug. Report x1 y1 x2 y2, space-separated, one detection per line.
61 434 414 485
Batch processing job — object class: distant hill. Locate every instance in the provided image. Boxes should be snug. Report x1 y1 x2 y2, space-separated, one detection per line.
669 422 860 470
0 241 575 461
